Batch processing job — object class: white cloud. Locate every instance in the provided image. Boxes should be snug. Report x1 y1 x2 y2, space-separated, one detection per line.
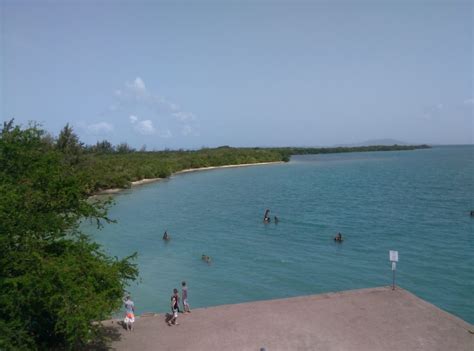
110 77 199 138
130 115 172 137
87 122 114 134
126 77 147 96
134 120 156 135
119 77 193 119
173 111 196 122
463 98 474 105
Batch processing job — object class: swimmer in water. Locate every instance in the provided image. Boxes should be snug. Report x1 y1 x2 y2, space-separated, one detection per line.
202 254 212 264
334 232 343 242
163 230 170 241
263 209 271 223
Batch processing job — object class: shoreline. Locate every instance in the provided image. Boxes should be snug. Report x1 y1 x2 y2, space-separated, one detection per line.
174 161 284 174
107 286 474 328
103 286 473 351
92 161 284 196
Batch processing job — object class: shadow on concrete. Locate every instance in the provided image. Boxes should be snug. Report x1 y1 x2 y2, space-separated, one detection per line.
83 324 122 350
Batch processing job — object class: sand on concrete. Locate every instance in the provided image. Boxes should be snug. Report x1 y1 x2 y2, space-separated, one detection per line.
92 161 283 196
102 287 473 351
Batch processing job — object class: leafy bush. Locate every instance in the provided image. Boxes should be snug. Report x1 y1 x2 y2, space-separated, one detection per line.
0 122 138 350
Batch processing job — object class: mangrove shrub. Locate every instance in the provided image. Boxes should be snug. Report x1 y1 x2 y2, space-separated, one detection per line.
0 122 138 350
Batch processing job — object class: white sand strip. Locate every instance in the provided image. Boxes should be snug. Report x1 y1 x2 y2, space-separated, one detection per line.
93 161 283 195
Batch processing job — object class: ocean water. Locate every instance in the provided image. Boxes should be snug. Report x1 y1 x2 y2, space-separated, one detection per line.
83 146 474 324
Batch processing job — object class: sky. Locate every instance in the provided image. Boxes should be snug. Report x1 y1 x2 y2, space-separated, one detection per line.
1 0 472 149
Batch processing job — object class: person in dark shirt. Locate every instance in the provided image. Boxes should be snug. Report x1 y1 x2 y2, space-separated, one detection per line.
168 288 179 326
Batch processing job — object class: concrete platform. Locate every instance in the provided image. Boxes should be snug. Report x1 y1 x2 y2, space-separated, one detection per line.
103 287 473 351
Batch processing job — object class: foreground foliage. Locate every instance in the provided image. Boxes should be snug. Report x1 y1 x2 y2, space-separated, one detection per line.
0 122 138 350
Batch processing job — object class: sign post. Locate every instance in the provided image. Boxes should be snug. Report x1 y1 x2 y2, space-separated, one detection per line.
389 250 398 290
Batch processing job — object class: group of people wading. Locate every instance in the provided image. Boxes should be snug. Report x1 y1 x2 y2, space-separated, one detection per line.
122 210 345 332
264 209 344 242
263 209 279 224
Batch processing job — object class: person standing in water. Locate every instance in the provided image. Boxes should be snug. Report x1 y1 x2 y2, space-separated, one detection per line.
263 209 271 223
202 254 212 264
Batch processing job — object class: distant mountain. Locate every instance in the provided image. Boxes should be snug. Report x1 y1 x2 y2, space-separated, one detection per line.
336 139 411 147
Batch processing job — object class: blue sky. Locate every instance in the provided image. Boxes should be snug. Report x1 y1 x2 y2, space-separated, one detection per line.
1 0 472 148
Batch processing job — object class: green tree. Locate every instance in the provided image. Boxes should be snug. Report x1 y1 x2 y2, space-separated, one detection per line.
56 124 82 153
56 124 83 164
116 142 134 154
0 121 138 350
94 140 114 154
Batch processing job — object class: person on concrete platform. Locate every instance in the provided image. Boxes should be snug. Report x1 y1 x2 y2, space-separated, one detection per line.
168 289 180 326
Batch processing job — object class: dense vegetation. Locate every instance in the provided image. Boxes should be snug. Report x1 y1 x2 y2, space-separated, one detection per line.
81 147 286 193
79 143 429 195
0 121 138 350
0 120 429 349
11 122 429 196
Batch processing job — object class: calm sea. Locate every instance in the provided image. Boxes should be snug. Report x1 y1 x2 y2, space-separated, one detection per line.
84 146 474 323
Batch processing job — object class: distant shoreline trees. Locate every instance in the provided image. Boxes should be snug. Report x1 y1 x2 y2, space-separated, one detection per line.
77 141 429 195
7 121 432 196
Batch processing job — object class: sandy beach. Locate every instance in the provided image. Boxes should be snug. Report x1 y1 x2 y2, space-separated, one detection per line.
173 161 284 175
102 286 473 351
93 161 283 195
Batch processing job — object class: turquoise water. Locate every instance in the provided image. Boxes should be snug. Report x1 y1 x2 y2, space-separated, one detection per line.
84 146 474 323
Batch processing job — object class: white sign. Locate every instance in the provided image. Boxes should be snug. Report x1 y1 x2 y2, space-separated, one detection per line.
392 262 397 271
389 250 399 262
